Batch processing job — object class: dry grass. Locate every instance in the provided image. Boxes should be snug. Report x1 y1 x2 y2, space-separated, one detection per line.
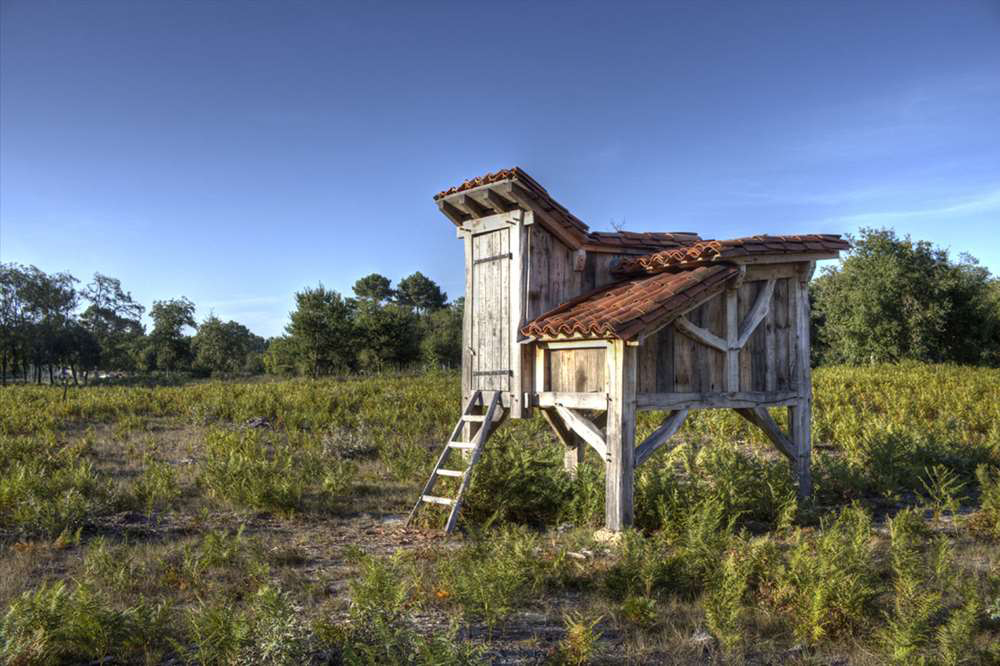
0 366 998 663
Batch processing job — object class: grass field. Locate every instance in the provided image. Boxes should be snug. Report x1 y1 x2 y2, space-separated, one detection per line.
1 364 999 664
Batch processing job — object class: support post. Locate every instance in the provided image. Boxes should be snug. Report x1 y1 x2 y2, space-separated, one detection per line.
791 272 813 499
605 340 636 531
564 433 585 477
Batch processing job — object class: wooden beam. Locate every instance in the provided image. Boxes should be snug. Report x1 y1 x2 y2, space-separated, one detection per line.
732 252 838 265
540 339 609 351
674 316 728 353
509 214 526 418
458 210 520 235
540 407 573 448
736 278 776 348
725 288 739 391
605 340 637 530
635 390 800 411
735 407 795 462
439 199 470 225
498 182 584 251
791 277 813 499
534 391 609 410
456 193 491 219
634 408 688 467
483 188 515 214
554 404 608 460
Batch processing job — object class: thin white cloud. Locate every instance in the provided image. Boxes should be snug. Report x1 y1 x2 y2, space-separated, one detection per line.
827 188 1000 226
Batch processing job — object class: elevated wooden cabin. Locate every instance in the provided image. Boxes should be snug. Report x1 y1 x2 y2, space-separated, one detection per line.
411 167 848 532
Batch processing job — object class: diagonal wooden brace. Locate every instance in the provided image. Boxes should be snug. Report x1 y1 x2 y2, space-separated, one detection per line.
634 408 689 466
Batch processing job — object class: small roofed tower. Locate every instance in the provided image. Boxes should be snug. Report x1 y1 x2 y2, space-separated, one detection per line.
417 167 848 533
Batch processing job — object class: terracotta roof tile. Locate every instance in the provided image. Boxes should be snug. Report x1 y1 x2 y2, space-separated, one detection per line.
522 263 740 340
613 234 849 275
435 168 704 252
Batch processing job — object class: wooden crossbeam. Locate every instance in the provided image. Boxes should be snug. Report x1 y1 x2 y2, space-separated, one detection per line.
483 188 515 214
736 279 776 348
456 194 491 219
438 199 469 225
735 407 795 462
554 404 609 460
634 408 688 466
674 316 728 353
535 391 609 410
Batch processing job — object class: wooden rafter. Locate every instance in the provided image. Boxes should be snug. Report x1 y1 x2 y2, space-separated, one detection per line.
554 404 609 460
483 188 515 214
735 407 795 462
438 199 469 225
634 408 688 466
455 194 491 219
736 279 776 348
674 316 728 353
497 181 584 250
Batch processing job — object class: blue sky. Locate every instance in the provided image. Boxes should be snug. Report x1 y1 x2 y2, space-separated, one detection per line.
2 1 998 337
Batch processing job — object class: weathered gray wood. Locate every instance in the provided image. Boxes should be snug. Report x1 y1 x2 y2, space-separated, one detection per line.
510 214 526 417
540 407 573 447
541 339 608 350
675 315 728 353
605 340 636 530
445 391 502 533
733 252 838 265
554 404 608 460
634 408 688 466
483 187 515 214
439 199 469 225
456 193 491 218
535 391 609 410
498 181 585 250
635 390 800 411
547 347 606 393
735 407 795 462
725 288 739 391
791 276 813 499
736 278 775 348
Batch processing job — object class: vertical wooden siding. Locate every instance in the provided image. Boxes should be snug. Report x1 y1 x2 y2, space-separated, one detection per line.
548 348 607 392
471 228 510 391
635 276 799 394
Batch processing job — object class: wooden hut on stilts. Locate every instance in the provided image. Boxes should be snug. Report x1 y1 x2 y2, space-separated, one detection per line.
408 168 848 533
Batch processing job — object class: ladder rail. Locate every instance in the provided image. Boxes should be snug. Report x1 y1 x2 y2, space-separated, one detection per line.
444 391 502 533
406 391 480 525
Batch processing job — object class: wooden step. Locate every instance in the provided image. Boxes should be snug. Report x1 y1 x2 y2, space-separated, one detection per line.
447 442 475 449
421 495 454 506
436 469 464 478
462 414 486 422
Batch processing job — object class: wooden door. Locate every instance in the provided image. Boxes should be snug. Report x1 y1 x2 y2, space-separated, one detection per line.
471 228 510 391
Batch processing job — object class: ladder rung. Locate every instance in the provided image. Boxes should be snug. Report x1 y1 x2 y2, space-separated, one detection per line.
436 469 464 478
422 494 454 506
448 442 475 449
463 414 486 422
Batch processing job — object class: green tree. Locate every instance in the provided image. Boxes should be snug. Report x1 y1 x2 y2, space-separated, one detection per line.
395 272 447 313
421 298 463 368
263 335 300 376
353 301 421 371
149 297 197 371
192 315 266 376
812 228 1000 365
352 273 395 304
80 273 145 374
286 285 356 377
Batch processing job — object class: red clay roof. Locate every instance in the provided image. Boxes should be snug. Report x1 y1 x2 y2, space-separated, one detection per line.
522 263 740 340
435 168 702 252
613 234 850 275
585 231 702 251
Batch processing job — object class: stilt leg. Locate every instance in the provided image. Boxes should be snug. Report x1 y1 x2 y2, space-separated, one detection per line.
564 432 585 478
788 399 812 499
605 341 636 531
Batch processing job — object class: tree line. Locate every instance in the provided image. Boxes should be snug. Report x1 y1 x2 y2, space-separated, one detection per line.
0 266 462 384
3 227 999 386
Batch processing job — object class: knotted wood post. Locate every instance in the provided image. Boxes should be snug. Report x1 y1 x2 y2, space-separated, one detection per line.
605 340 637 530
791 265 814 499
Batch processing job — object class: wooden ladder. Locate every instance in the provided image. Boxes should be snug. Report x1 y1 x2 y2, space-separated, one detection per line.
406 390 504 534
